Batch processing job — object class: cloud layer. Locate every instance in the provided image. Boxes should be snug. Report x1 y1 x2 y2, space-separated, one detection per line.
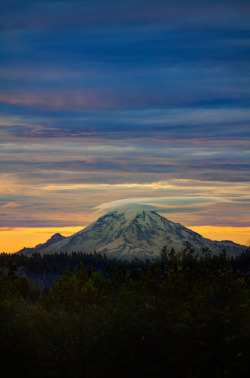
0 0 249 251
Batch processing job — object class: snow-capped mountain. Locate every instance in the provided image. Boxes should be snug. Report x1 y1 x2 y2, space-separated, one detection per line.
17 209 246 260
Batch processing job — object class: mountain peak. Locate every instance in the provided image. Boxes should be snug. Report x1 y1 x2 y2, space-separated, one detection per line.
18 210 246 259
50 233 65 241
107 206 154 216
106 207 155 222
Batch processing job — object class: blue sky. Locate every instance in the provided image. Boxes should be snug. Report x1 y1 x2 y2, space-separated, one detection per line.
0 0 250 250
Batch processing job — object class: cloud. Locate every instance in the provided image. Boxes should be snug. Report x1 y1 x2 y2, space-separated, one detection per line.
40 182 174 191
0 0 249 244
94 196 229 213
1 201 21 208
0 91 116 111
2 0 249 31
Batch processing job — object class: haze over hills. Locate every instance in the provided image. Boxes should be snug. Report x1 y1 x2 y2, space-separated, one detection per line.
16 208 246 260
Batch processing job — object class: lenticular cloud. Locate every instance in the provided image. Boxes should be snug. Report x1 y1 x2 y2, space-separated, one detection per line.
94 196 229 213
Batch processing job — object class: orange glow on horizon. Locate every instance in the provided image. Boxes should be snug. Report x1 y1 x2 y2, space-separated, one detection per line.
0 227 83 253
190 226 250 247
0 225 249 254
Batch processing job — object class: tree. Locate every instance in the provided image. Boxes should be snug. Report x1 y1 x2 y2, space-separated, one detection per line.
7 261 18 280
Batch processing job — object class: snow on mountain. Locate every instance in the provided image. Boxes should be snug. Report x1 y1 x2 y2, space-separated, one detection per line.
17 208 246 260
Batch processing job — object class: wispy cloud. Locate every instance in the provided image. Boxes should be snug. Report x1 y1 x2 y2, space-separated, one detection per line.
1 201 21 208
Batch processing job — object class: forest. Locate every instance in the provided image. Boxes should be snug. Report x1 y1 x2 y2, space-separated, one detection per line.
1 246 250 378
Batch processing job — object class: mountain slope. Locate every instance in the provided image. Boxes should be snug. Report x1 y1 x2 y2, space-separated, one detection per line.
17 209 246 259
17 233 66 256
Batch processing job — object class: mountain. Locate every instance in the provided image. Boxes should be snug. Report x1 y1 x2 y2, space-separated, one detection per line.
18 233 66 256
16 209 246 260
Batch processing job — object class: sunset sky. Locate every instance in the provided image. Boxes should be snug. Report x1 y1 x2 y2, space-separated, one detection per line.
1 0 250 253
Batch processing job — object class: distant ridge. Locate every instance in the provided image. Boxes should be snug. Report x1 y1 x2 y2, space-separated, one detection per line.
16 209 246 260
18 233 66 256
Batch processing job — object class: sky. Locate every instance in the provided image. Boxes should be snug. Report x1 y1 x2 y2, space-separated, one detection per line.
1 0 250 252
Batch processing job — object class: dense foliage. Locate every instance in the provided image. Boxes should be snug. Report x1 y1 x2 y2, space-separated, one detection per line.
0 247 250 377
0 251 146 289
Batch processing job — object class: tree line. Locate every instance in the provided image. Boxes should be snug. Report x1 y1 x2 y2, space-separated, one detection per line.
0 245 250 377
